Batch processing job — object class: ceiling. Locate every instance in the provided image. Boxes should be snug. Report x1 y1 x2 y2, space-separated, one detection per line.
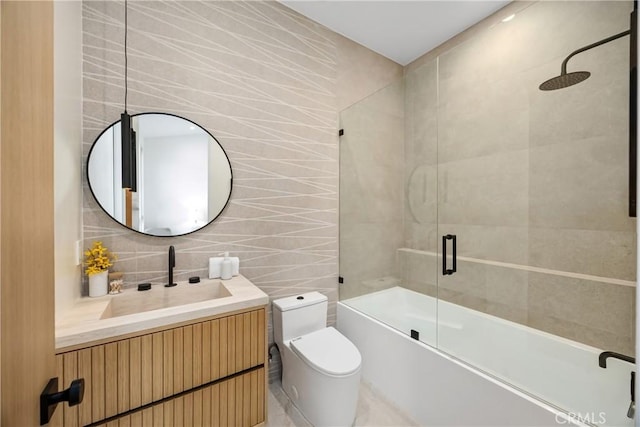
281 1 511 65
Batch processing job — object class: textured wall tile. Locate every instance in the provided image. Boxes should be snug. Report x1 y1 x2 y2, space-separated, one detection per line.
438 149 529 228
529 227 637 282
437 76 530 164
78 0 404 386
528 272 635 355
387 1 635 356
397 249 438 296
339 223 403 299
335 34 403 112
529 136 633 233
82 2 347 385
338 79 405 294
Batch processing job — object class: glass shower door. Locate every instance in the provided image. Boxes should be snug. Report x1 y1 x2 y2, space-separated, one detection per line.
434 1 635 425
338 69 441 348
339 79 441 345
402 59 440 348
435 29 532 374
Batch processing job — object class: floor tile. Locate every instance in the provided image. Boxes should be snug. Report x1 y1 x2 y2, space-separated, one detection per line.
267 380 417 427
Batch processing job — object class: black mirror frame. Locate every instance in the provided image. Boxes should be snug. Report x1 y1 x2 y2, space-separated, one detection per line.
86 112 233 237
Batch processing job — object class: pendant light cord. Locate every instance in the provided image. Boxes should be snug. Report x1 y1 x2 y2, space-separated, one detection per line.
124 0 128 112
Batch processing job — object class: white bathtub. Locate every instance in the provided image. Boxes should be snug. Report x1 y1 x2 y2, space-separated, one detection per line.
338 287 633 427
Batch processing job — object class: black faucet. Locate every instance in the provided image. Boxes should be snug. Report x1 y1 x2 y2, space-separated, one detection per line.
599 351 636 419
599 351 635 368
165 245 177 287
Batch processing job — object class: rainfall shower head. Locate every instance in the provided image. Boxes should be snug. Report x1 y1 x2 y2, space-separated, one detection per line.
539 29 630 92
539 71 591 91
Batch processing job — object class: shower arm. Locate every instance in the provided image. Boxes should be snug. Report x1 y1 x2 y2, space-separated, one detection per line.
560 29 631 75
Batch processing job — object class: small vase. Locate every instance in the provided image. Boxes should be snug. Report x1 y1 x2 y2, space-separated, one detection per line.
89 270 108 297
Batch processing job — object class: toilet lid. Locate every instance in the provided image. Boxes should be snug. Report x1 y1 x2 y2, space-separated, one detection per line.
290 327 361 376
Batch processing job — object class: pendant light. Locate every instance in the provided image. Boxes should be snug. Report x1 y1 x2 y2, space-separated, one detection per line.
121 0 135 191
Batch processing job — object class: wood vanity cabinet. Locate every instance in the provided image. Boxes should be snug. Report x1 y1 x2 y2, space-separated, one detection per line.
51 307 267 426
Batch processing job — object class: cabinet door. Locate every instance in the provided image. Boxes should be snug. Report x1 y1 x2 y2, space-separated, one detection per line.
94 367 266 427
54 308 266 425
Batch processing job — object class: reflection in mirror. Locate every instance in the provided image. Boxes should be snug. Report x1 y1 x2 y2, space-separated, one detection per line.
87 113 232 236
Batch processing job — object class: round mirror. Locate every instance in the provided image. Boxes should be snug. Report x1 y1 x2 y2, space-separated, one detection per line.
87 113 232 237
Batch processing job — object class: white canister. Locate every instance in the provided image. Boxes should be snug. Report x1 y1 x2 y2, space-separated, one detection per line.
221 252 233 280
89 270 109 297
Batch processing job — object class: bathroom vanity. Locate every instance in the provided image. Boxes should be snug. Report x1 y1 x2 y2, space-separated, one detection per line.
53 275 268 426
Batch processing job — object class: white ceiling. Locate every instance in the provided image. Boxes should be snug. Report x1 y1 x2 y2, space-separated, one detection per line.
281 1 511 65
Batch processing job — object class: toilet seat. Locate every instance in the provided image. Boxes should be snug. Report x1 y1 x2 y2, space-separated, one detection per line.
290 327 361 376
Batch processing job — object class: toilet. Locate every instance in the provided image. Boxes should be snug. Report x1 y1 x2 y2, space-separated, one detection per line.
273 292 362 427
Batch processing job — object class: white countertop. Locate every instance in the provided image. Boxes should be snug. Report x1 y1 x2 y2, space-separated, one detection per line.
55 274 269 350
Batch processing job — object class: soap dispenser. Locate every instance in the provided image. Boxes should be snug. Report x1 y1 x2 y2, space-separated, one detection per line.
220 252 233 280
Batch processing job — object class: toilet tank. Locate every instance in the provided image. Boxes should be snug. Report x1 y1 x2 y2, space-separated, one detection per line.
272 292 327 345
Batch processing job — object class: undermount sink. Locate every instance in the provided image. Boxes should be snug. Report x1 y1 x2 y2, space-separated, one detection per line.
56 274 269 351
101 280 232 319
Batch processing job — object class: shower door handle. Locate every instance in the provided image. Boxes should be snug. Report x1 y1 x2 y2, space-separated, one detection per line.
442 234 456 275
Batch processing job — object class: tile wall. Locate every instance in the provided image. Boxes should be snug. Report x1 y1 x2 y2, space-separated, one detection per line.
339 80 405 300
81 0 401 381
339 0 635 355
401 0 636 354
